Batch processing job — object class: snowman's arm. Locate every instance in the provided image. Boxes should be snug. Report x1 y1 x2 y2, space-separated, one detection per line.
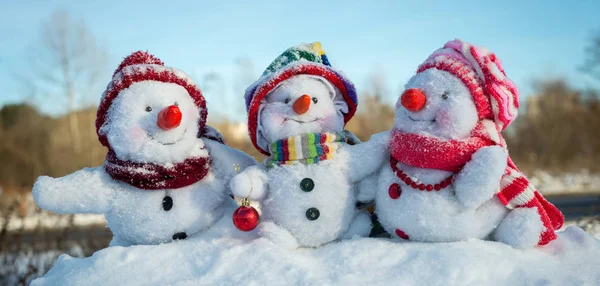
204 139 257 183
356 172 380 202
346 131 390 183
229 165 269 201
32 167 114 214
453 146 508 208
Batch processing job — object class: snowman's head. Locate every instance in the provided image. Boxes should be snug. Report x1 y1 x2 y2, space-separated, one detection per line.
102 81 203 164
97 51 207 164
257 75 347 147
394 69 479 140
394 39 521 141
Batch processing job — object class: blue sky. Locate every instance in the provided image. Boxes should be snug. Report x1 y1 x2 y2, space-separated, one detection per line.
1 0 599 121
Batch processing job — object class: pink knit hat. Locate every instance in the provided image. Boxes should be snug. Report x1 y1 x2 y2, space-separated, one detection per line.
417 39 519 131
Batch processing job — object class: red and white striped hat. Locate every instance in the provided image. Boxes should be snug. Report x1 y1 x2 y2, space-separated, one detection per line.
417 39 519 131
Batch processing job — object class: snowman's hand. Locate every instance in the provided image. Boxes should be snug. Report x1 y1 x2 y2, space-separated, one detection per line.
356 173 380 202
229 165 268 201
347 130 391 182
494 207 544 249
204 139 257 182
109 235 134 247
258 221 300 250
454 146 508 208
33 167 114 214
342 211 372 239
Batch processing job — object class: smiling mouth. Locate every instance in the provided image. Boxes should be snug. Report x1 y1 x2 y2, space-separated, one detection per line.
284 118 321 124
148 129 187 145
408 116 436 123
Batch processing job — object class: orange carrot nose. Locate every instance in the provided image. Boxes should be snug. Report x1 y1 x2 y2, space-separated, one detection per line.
293 94 311 115
157 105 182 130
401 88 427 112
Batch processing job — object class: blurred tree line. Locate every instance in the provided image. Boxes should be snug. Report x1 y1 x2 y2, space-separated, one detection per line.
505 81 600 172
1 11 600 196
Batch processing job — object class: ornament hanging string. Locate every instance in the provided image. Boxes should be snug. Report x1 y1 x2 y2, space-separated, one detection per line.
232 164 260 232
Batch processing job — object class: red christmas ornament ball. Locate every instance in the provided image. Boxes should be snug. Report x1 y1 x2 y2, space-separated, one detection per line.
233 205 260 232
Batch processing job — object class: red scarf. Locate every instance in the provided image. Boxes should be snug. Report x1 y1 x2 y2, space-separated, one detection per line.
389 122 564 246
104 148 211 190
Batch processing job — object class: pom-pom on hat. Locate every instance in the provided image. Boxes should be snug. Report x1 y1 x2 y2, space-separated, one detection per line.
417 39 519 131
244 42 358 155
96 51 207 148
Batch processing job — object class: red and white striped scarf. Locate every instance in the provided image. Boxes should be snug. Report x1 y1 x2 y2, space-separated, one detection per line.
390 121 564 246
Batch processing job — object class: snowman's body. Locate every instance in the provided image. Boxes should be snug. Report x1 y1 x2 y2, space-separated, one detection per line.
261 148 366 247
36 141 232 246
33 53 255 246
364 69 518 244
106 172 224 246
232 74 387 249
105 140 231 245
375 163 508 242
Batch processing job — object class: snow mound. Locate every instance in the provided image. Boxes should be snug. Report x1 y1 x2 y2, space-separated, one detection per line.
33 212 600 285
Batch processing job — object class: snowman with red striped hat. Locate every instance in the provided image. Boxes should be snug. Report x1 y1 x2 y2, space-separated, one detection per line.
230 42 389 249
33 51 255 246
363 39 564 248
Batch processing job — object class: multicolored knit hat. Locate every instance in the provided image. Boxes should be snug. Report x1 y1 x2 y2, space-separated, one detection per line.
417 39 519 131
244 42 358 155
96 51 208 148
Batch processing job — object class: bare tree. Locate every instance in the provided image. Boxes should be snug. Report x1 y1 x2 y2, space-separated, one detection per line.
346 70 395 141
201 71 227 120
581 30 600 82
368 65 388 100
233 58 256 95
18 10 108 154
232 58 256 120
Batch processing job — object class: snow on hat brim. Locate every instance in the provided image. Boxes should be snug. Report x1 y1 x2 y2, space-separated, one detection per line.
417 39 519 131
96 52 207 148
245 61 357 155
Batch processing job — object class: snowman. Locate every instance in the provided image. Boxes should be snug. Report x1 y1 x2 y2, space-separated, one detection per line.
230 42 388 249
362 39 564 248
33 51 256 246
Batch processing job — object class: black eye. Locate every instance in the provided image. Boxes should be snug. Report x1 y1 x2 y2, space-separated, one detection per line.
441 91 449 100
312 97 318 104
284 98 291 104
174 102 179 106
145 106 152 112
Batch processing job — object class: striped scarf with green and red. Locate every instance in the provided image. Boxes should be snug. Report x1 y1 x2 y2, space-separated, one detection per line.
267 132 345 167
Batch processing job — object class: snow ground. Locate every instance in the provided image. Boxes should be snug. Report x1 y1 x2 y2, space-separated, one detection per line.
32 207 600 286
563 216 600 240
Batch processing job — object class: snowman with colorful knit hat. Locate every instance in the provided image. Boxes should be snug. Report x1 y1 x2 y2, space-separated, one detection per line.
230 42 389 249
362 39 564 248
33 51 256 246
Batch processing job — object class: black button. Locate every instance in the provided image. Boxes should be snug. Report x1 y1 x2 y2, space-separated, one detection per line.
300 178 315 192
306 207 320 221
172 232 187 240
162 196 173 211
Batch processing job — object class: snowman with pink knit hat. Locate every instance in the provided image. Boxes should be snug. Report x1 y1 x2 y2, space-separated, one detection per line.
362 39 564 248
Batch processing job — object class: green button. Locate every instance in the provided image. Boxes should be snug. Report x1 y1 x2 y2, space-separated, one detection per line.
300 178 315 192
306 207 320 221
